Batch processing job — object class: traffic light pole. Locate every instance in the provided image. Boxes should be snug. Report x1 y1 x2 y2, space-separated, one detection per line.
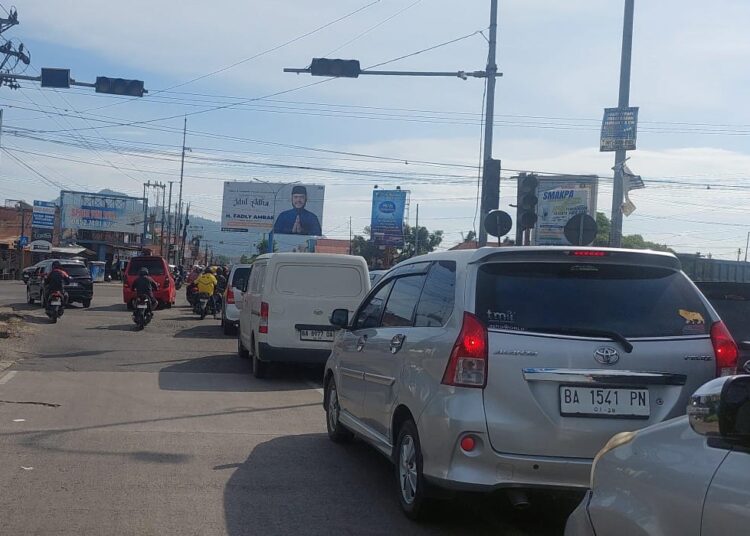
609 0 635 248
478 0 499 247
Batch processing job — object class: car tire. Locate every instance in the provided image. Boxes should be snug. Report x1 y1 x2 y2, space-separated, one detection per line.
27 287 34 305
82 299 91 308
325 378 353 443
223 319 235 336
395 419 432 520
252 340 268 379
238 336 250 359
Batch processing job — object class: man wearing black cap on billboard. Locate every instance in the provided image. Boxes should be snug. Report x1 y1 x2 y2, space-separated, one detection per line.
272 185 322 235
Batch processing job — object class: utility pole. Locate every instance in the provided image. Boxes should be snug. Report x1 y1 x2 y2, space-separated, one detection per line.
176 117 187 263
478 0 499 247
745 232 749 263
180 203 190 267
414 203 420 256
349 216 353 255
166 182 174 263
609 0 635 247
159 183 166 257
738 248 742 262
17 203 26 275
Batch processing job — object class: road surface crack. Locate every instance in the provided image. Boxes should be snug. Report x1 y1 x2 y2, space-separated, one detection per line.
0 400 61 408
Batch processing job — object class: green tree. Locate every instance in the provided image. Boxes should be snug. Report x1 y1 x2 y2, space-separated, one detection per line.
398 224 443 261
463 230 477 243
256 237 278 255
593 212 672 251
239 254 253 264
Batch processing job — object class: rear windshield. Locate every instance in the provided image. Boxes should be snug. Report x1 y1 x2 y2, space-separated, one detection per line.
231 267 251 290
275 264 363 298
63 264 90 278
128 258 166 275
476 262 711 338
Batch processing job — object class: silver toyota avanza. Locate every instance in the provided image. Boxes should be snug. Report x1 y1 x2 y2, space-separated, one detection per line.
324 247 738 519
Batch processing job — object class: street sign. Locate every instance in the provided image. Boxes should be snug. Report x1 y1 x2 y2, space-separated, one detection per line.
27 240 52 253
564 214 598 246
483 210 512 238
32 200 56 229
18 236 29 247
600 107 639 151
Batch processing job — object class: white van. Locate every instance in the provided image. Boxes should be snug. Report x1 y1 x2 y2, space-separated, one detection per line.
237 253 370 378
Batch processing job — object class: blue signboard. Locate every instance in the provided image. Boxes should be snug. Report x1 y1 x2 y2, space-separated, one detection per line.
600 107 639 152
371 190 406 247
19 236 29 247
32 200 57 229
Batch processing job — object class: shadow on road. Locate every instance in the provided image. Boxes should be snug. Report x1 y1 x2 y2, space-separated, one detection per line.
86 303 127 312
39 350 112 359
87 324 137 332
222 434 551 536
174 324 224 339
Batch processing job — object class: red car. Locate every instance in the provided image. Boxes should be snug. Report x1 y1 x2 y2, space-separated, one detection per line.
123 256 175 308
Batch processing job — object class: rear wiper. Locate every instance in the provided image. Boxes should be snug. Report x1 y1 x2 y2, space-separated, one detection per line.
525 327 633 353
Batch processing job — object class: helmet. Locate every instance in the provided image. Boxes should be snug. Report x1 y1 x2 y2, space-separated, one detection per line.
210 266 217 274
139 267 149 276
203 267 212 274
51 261 61 270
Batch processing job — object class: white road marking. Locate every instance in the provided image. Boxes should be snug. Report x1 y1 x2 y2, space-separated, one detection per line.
12 418 25 422
304 380 324 396
21 466 33 471
0 371 17 385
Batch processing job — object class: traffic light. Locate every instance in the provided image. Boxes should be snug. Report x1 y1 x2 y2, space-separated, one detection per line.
310 58 361 78
516 173 539 238
95 76 145 97
41 68 70 88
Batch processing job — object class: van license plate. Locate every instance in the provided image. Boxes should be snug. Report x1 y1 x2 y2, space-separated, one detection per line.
299 329 334 342
50 300 62 306
560 386 649 418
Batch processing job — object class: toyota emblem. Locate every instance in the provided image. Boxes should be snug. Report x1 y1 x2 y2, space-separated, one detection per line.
594 346 620 365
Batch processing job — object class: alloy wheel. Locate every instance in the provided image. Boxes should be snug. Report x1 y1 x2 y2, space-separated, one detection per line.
398 435 418 505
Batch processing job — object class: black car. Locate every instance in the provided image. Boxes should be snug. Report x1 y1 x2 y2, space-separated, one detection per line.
27 259 94 308
22 264 39 284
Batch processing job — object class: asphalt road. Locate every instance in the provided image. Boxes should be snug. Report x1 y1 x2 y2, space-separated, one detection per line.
0 281 573 535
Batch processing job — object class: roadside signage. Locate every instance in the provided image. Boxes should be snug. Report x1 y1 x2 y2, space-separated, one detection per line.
531 175 599 246
19 236 29 247
27 240 53 253
32 200 56 229
600 107 639 152
370 189 407 247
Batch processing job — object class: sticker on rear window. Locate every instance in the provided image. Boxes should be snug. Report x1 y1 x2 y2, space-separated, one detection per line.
679 309 706 334
487 309 519 329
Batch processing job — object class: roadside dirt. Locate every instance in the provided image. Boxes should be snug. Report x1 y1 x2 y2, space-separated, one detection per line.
0 308 33 372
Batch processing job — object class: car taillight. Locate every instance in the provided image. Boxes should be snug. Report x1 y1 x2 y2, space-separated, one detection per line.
442 312 488 388
164 277 170 288
711 321 738 377
259 301 269 334
569 250 608 257
226 287 235 305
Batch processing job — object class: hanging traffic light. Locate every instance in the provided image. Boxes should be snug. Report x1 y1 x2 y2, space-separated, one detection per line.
95 76 145 97
310 58 361 78
516 173 539 230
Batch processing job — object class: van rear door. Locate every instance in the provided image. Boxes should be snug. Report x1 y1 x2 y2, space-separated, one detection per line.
474 253 718 459
269 262 368 349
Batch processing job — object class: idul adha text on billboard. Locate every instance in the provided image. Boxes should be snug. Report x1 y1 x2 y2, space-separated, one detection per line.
220 182 325 236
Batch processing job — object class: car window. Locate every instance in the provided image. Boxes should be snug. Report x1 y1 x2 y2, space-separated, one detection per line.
415 261 456 327
232 267 251 291
476 262 711 338
251 264 266 293
275 264 364 298
353 280 394 330
128 259 166 275
63 264 90 278
382 274 427 328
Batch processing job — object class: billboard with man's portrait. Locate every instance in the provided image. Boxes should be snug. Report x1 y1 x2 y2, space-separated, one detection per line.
221 181 325 236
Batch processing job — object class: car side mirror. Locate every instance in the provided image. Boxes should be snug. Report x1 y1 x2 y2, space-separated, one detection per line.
688 375 750 443
330 308 349 330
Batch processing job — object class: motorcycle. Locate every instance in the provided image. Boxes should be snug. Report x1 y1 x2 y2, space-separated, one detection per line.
174 274 183 291
132 295 153 330
194 291 221 320
45 290 65 323
186 283 198 307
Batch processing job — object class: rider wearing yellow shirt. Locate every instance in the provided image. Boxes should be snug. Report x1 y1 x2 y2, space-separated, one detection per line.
195 267 218 295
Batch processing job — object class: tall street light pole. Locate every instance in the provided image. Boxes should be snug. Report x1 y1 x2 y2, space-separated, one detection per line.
176 117 187 262
609 0 635 247
478 0 499 247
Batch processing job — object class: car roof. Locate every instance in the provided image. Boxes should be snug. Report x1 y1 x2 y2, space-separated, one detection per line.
43 258 85 264
230 264 252 272
395 247 681 270
255 253 368 266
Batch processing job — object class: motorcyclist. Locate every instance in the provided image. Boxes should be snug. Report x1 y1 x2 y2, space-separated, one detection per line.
44 261 70 306
215 267 228 294
130 267 159 310
195 267 218 313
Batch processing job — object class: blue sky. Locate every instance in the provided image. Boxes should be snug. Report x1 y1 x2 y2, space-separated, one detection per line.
1 0 749 258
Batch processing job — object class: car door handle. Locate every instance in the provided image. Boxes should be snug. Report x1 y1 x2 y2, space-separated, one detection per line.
356 335 367 352
390 334 406 354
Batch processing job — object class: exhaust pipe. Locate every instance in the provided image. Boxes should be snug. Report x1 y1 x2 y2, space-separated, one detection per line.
507 489 530 510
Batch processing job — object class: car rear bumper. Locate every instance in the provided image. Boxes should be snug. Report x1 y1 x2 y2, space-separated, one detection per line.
417 387 592 492
257 342 331 364
66 288 93 302
564 491 596 536
224 304 240 323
